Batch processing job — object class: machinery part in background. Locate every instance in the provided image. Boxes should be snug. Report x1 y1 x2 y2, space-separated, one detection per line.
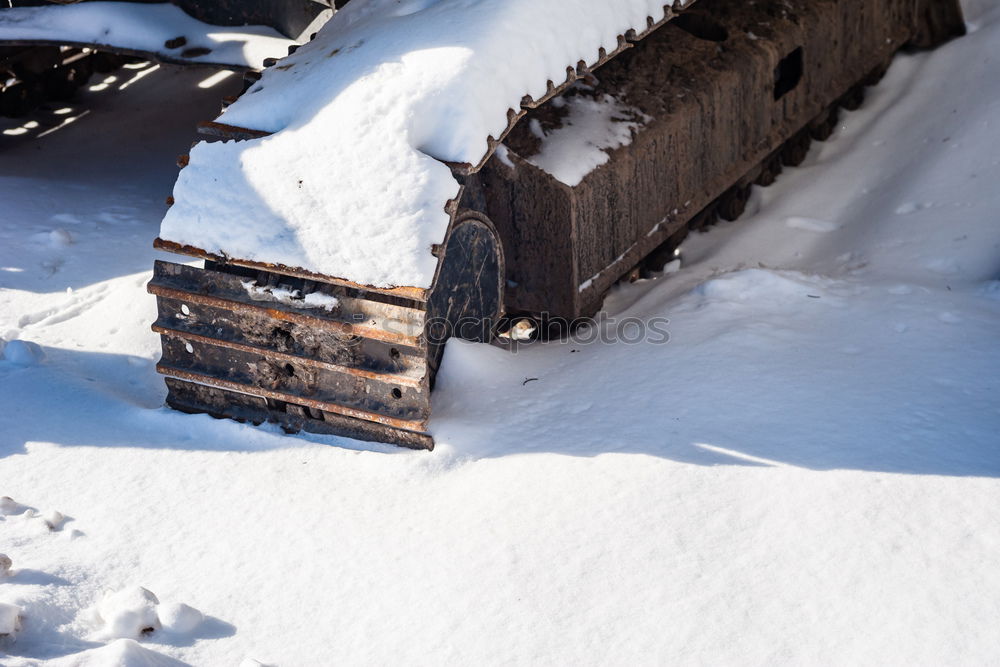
0 45 127 117
4 0 332 41
0 0 332 118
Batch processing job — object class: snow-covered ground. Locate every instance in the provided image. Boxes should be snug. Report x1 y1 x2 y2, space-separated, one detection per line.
2 1 999 663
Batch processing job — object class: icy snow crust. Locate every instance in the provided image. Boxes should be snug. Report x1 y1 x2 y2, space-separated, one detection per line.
0 2 295 69
160 0 690 289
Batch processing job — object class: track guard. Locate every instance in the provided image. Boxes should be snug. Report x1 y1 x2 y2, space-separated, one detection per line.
426 211 505 381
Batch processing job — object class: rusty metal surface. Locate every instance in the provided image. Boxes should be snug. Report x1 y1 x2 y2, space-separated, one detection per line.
152 324 425 387
154 238 430 302
151 213 504 448
159 365 428 431
150 260 425 343
463 0 965 320
197 120 272 140
164 377 435 450
150 255 435 442
158 336 429 422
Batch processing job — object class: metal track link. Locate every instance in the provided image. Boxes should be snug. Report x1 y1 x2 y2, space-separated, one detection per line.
638 72 886 278
149 211 504 450
148 260 436 450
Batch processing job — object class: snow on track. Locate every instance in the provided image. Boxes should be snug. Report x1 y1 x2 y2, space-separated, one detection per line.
0 2 297 69
160 0 693 288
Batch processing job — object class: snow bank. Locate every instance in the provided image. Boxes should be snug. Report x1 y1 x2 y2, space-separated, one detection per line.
1 339 45 366
156 602 204 635
0 2 296 69
161 0 691 288
90 586 206 640
47 639 184 667
94 587 161 639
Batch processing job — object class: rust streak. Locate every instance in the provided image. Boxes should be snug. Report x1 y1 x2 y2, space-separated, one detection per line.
147 283 422 347
153 238 429 302
157 365 430 433
196 121 271 140
152 324 424 387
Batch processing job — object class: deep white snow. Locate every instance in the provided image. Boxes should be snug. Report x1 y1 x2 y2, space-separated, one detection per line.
1 0 999 664
160 0 692 288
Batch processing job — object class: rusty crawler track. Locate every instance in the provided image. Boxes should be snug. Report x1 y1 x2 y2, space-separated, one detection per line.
151 0 965 448
150 212 504 450
461 0 965 321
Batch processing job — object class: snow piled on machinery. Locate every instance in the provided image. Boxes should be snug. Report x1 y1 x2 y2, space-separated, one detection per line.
159 0 694 289
0 2 298 69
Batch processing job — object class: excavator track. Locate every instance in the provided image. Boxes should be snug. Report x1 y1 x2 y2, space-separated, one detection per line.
150 0 965 448
149 212 504 450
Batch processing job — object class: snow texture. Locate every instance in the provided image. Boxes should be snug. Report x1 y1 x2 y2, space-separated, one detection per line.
241 280 340 311
525 91 652 186
93 587 161 640
0 2 297 69
1 0 1000 663
160 0 692 288
46 639 186 667
0 603 22 637
2 339 45 366
156 603 204 636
